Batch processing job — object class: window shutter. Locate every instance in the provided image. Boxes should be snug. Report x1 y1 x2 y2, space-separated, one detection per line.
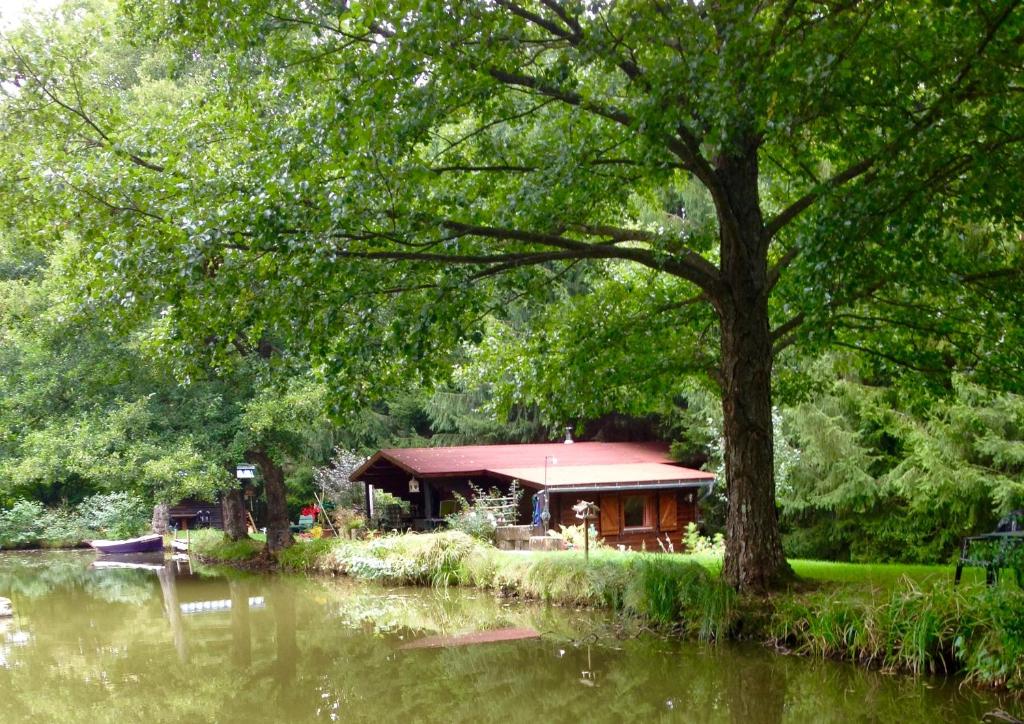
658 491 678 532
599 495 620 535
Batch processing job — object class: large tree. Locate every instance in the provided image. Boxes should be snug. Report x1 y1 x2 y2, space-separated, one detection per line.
4 0 1024 588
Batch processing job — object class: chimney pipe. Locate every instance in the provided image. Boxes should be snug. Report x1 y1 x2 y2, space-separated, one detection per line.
564 427 574 444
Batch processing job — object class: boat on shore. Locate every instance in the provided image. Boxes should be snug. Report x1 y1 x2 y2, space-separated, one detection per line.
88 533 164 554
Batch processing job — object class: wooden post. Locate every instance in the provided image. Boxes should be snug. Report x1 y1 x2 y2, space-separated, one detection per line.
423 480 434 526
572 500 599 564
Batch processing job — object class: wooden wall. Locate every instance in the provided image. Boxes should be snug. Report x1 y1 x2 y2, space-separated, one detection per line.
550 489 698 551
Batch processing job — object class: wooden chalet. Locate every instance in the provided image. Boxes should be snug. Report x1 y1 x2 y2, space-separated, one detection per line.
168 498 224 531
350 441 715 550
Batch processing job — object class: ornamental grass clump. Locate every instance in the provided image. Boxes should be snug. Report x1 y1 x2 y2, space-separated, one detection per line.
277 538 338 572
521 554 600 605
769 578 1024 690
621 556 736 640
189 528 264 561
327 531 481 586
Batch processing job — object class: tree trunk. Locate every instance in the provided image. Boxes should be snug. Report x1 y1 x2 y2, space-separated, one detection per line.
715 146 791 593
247 449 292 555
221 487 248 541
718 294 790 591
151 503 170 535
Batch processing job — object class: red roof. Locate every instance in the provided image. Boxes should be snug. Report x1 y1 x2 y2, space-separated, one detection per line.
351 442 714 490
490 463 713 488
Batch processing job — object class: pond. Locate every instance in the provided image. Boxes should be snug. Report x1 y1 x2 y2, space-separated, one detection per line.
0 551 1017 723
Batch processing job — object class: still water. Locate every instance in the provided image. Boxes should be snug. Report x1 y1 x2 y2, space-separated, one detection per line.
0 551 1017 723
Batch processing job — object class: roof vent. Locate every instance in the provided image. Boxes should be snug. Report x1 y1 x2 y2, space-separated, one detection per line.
564 427 574 444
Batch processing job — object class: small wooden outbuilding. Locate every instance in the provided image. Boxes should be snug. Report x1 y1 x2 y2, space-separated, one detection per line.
351 441 714 550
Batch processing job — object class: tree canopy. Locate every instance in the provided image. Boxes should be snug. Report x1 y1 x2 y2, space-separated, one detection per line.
2 0 1023 588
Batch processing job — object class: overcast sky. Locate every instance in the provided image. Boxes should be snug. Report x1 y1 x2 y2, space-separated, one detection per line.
0 0 63 31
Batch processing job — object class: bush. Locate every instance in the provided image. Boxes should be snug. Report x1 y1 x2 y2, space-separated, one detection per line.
546 523 605 551
445 482 522 543
769 580 1024 690
189 528 264 561
445 507 499 542
332 507 366 537
0 500 90 549
621 556 735 639
0 500 48 548
77 492 150 539
683 522 725 555
278 538 339 571
40 509 88 548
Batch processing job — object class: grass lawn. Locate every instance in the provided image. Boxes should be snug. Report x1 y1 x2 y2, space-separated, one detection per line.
193 530 1013 590
790 559 963 587
509 548 1015 590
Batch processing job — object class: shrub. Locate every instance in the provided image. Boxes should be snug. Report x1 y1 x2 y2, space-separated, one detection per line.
445 482 523 543
0 500 90 549
278 538 338 571
326 531 482 586
41 509 88 548
622 556 735 639
189 528 264 561
77 492 150 539
445 506 499 542
769 580 1024 690
332 507 366 537
0 500 48 548
546 523 605 551
683 522 725 555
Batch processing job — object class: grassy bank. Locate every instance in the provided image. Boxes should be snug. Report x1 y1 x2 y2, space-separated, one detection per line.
191 530 1024 692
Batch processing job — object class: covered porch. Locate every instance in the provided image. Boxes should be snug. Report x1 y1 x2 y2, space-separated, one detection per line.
349 442 715 541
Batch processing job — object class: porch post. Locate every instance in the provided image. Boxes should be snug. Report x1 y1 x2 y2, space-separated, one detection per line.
423 480 434 520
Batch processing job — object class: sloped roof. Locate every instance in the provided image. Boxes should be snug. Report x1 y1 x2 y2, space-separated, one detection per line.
351 441 714 490
490 462 713 488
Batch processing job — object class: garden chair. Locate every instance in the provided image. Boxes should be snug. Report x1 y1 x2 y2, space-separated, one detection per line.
955 511 1024 587
289 514 315 534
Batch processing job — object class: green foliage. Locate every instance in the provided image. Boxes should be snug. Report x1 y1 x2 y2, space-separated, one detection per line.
779 366 1024 563
277 537 339 572
0 500 50 548
545 523 605 552
189 528 264 562
320 533 736 637
444 482 523 543
682 522 725 556
5 0 1024 592
75 492 150 540
327 531 479 586
0 494 149 548
769 582 1024 690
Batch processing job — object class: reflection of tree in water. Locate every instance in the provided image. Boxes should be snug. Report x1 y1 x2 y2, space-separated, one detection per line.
84 568 158 605
0 554 1015 723
0 551 94 598
229 578 252 668
157 565 188 663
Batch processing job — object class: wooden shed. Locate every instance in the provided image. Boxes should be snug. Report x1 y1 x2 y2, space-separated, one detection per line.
350 441 714 550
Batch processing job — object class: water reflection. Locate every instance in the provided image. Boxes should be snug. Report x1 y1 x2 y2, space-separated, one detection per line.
0 551 1018 723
